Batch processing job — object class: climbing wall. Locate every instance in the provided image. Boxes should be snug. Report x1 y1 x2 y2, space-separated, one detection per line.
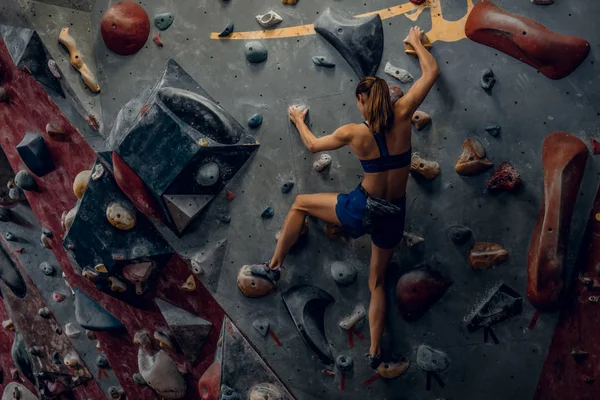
0 0 598 399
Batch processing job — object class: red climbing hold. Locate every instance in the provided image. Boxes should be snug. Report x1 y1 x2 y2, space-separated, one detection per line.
487 162 521 192
410 0 426 4
226 189 236 202
101 1 151 56
153 32 164 48
590 137 600 155
198 360 221 400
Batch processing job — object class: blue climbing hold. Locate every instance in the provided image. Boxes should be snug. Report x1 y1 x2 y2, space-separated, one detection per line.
154 13 174 31
248 113 263 129
245 41 268 63
219 22 234 37
261 207 274 219
312 56 336 68
281 181 294 194
485 125 501 137
74 287 125 332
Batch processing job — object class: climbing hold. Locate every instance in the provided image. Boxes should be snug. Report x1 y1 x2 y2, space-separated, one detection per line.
108 276 127 292
133 331 152 349
52 351 61 364
312 56 336 68
82 268 100 283
252 319 270 337
91 163 105 181
466 1 590 80
330 261 357 286
532 0 554 4
221 385 242 400
197 360 220 399
138 349 187 399
335 354 354 372
94 264 108 274
123 262 153 295
216 213 231 224
237 264 276 298
282 0 298 3
404 30 432 56
108 386 124 400
52 292 66 302
485 125 501 137
465 282 522 331
226 189 236 202
153 31 164 48
48 59 61 79
480 68 496 91
106 202 136 230
282 285 334 363
2 319 14 331
4 232 14 241
389 85 404 104
154 13 174 31
416 345 449 372
410 0 426 4
376 358 411 379
133 373 147 386
41 228 52 238
3 383 37 400
8 186 24 201
455 138 493 176
73 171 92 199
261 207 275 219
196 162 220 187
281 181 294 194
218 22 235 38
38 307 50 318
74 287 125 332
101 1 151 56
28 346 42 357
181 275 196 291
384 62 413 83
313 153 332 172
63 353 79 368
0 208 11 222
410 153 440 180
468 242 509 270
339 304 366 330
58 28 100 92
245 41 268 63
396 265 453 321
60 207 76 233
154 330 176 352
314 8 383 77
247 113 263 129
487 162 521 192
39 262 54 276
411 111 431 131
571 348 589 363
403 232 424 248
256 11 283 28
0 87 8 103
248 383 283 400
14 170 36 192
447 225 472 245
590 138 600 155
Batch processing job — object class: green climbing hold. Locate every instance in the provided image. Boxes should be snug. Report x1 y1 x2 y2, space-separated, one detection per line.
154 13 174 31
245 41 268 63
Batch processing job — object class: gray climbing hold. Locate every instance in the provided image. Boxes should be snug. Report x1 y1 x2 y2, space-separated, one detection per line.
96 354 110 369
14 170 36 191
195 162 220 187
219 22 234 37
247 113 263 129
42 228 52 238
2 383 37 400
485 125 501 137
138 349 186 398
28 346 41 357
37 307 50 318
154 13 174 31
108 386 124 400
245 41 268 63
48 59 61 79
64 323 80 338
221 385 242 400
16 133 54 176
256 11 283 28
132 373 147 386
9 187 23 200
335 354 354 372
261 207 274 219
331 261 357 286
416 345 449 372
314 8 384 77
252 319 270 336
447 225 472 245
281 181 294 194
74 287 125 332
4 232 14 241
312 56 336 68
0 208 11 222
0 87 7 103
39 261 55 276
384 62 413 83
217 213 231 224
481 68 496 91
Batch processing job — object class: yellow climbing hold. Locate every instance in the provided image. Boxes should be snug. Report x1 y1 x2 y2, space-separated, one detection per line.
181 275 196 291
94 264 108 273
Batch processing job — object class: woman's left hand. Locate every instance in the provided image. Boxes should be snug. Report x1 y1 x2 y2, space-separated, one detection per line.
288 105 309 125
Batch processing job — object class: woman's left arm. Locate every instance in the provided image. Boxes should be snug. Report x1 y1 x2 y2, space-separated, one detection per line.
289 106 353 153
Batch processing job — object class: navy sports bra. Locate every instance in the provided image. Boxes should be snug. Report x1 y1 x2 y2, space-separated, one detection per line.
359 122 411 173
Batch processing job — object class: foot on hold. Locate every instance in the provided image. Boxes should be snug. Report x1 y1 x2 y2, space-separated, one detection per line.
411 111 431 131
249 262 280 282
375 357 410 379
384 62 413 83
410 153 440 180
480 68 496 91
339 304 366 330
238 264 278 298
313 154 332 172
256 11 283 28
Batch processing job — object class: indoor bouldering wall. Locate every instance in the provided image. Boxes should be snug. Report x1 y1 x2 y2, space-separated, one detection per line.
0 0 599 399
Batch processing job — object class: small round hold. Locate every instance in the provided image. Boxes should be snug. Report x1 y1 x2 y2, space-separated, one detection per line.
48 59 61 79
38 307 50 318
96 354 110 369
0 86 8 103
14 170 36 191
63 353 79 368
0 207 11 222
9 187 24 200
245 41 268 63
335 354 354 372
73 170 91 199
281 181 294 194
40 233 52 249
312 56 336 68
39 261 55 275
106 202 136 230
86 330 97 340
261 206 274 219
330 261 357 286
4 232 14 241
46 122 68 141
219 22 234 37
195 162 220 186
480 68 496 91
247 113 263 129
217 213 231 223
108 386 124 400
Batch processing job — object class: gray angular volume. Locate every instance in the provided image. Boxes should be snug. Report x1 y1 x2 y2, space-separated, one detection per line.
74 287 125 332
314 8 383 77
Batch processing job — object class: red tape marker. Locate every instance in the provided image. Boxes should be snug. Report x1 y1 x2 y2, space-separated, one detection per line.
269 329 282 347
351 328 365 340
347 330 354 349
528 310 541 330
363 374 382 386
340 373 345 391
98 368 109 380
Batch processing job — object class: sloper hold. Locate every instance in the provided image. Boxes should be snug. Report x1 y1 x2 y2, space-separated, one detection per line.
282 285 334 363
527 132 588 310
138 349 186 399
219 318 294 399
155 298 212 365
464 282 522 332
314 8 384 78
416 345 449 372
74 287 125 332
465 1 590 80
396 265 452 321
16 133 54 177
455 138 493 176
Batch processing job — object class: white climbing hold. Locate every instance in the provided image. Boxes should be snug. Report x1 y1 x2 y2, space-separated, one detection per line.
403 231 424 248
256 11 283 28
65 323 81 338
339 304 366 330
384 62 414 83
313 154 332 172
91 163 105 180
48 60 61 79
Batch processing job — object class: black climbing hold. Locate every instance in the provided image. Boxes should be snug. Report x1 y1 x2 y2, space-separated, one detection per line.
154 13 174 31
216 213 231 224
11 331 34 384
0 207 11 222
312 56 336 68
52 352 62 365
14 170 37 191
485 125 501 137
247 113 263 129
41 228 52 238
0 246 26 298
416 345 449 372
96 354 110 369
465 282 522 332
39 261 55 276
252 319 270 336
16 133 54 177
447 225 472 245
335 354 354 372
314 8 383 78
282 285 334 363
218 22 234 38
281 181 294 194
0 87 7 103
261 207 274 219
330 261 357 286
28 346 41 357
480 68 496 91
245 41 268 63
196 162 221 186
74 287 125 332
38 307 50 318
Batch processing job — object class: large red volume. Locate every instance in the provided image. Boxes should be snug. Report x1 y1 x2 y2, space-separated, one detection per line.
527 132 588 310
465 1 590 80
100 1 150 56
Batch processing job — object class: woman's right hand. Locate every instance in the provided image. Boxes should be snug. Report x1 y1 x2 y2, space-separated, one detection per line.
404 26 425 48
288 105 309 125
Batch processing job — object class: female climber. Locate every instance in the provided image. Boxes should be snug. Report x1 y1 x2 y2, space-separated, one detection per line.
241 26 440 377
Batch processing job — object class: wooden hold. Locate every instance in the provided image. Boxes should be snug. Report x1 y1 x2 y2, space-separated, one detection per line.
73 170 91 199
58 28 100 93
468 242 509 270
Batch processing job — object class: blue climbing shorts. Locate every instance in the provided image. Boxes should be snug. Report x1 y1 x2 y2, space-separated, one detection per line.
335 185 406 249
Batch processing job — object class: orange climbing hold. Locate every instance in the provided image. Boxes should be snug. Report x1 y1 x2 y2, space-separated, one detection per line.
198 361 221 400
237 265 276 297
468 242 509 270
